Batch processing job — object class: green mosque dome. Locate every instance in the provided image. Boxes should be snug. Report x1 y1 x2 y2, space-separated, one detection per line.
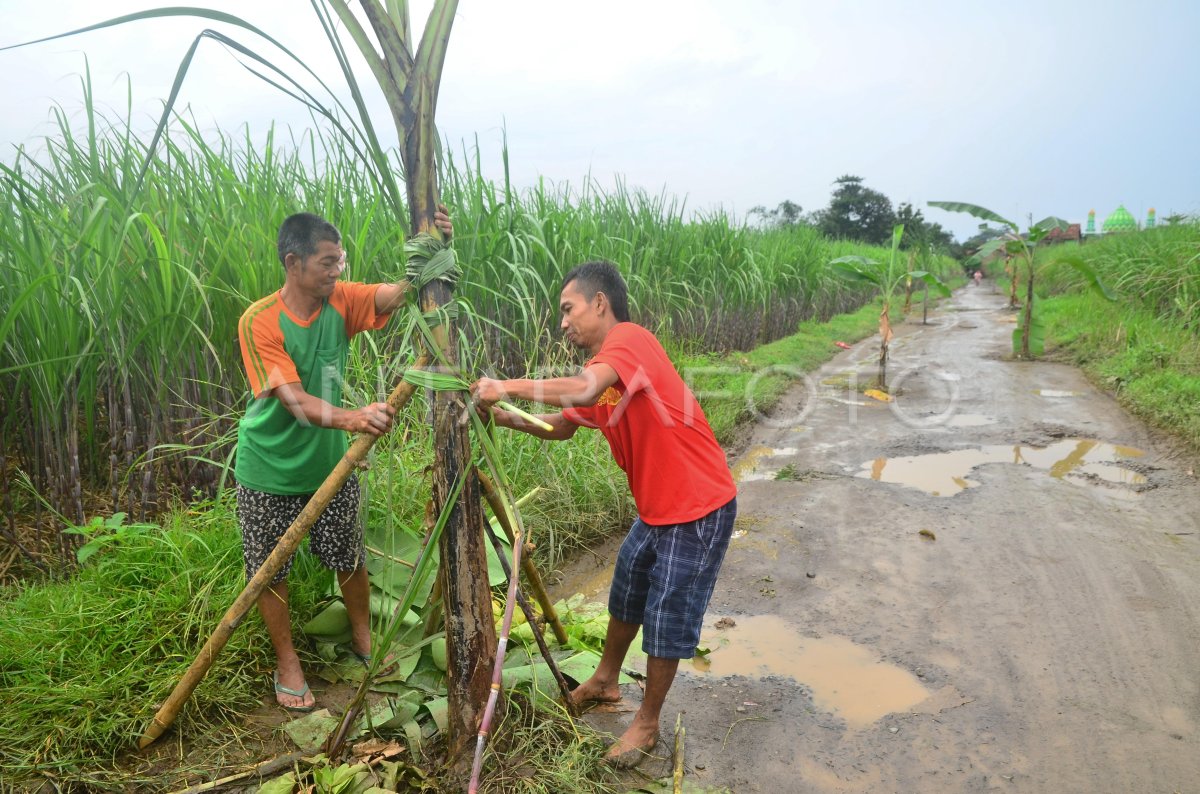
1102 205 1137 233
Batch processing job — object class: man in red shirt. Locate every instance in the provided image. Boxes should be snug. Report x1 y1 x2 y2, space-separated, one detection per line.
471 260 737 767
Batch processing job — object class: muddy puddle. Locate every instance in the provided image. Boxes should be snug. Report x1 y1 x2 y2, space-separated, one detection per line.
859 438 1146 498
687 615 930 728
732 445 799 482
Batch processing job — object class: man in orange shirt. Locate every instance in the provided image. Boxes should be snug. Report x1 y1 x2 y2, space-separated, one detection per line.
471 260 737 767
237 210 452 711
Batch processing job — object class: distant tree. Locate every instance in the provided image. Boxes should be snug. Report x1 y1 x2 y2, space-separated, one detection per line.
748 199 806 229
896 202 956 252
814 175 896 245
962 223 1007 253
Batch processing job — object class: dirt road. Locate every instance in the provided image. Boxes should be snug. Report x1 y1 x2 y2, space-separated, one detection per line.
558 286 1200 792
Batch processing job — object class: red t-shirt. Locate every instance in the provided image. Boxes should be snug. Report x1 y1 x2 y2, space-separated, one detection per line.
562 323 736 525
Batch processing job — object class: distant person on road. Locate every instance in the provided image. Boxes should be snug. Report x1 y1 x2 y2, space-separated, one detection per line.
471 260 737 768
235 209 453 712
973 269 983 286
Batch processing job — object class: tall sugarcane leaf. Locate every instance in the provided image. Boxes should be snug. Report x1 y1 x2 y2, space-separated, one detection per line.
311 0 407 217
1058 254 1118 302
1 7 285 52
2 7 375 199
928 201 1018 232
194 30 377 173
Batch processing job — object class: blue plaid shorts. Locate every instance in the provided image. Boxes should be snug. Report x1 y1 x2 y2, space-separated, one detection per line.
608 497 737 659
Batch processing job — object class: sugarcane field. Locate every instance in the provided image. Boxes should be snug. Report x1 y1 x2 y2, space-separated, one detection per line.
3 2 1200 793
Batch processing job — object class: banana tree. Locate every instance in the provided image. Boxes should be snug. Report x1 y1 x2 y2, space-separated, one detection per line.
4 0 497 759
928 202 1114 358
830 224 952 389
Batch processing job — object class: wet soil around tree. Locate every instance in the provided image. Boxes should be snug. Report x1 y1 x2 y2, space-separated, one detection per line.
554 285 1200 792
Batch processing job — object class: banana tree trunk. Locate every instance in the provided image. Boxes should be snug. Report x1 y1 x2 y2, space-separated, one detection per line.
398 3 497 759
420 272 497 760
339 0 496 757
1021 259 1035 358
902 251 914 315
877 300 892 390
1007 256 1020 308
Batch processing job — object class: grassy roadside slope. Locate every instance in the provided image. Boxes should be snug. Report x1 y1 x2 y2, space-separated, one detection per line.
1038 224 1200 451
1040 293 1200 449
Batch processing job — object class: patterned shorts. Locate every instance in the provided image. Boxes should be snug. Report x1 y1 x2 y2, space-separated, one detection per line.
608 497 737 659
236 477 365 585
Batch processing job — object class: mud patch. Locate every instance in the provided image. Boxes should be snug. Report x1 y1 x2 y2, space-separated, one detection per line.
773 465 841 483
944 413 996 427
687 615 930 728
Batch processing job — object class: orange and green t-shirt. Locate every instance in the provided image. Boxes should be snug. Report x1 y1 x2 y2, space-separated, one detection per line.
235 281 389 495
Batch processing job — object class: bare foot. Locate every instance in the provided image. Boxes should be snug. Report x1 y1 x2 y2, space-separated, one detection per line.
604 716 660 769
569 675 622 707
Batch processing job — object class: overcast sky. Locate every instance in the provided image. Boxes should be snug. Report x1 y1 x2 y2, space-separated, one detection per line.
4 1 1198 241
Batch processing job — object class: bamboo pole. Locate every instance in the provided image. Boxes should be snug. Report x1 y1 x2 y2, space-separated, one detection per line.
136 356 428 749
169 751 306 794
481 520 578 717
467 510 525 793
476 469 569 646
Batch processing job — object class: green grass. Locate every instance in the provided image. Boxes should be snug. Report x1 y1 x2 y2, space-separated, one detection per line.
1038 223 1200 326
1040 292 1200 449
0 495 324 776
677 299 890 444
1035 224 1200 450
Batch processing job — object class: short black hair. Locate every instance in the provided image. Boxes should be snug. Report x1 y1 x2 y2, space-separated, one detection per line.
561 260 630 323
277 213 341 267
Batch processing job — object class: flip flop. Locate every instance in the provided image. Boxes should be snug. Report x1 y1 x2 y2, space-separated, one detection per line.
353 648 400 677
273 669 316 713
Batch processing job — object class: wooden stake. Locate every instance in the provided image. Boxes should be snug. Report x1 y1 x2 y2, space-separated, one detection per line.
169 751 305 794
136 356 428 749
481 520 579 717
673 712 685 794
476 469 569 646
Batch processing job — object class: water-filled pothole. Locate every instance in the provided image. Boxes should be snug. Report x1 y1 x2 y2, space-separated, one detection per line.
733 445 799 482
858 438 1146 498
687 615 930 728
